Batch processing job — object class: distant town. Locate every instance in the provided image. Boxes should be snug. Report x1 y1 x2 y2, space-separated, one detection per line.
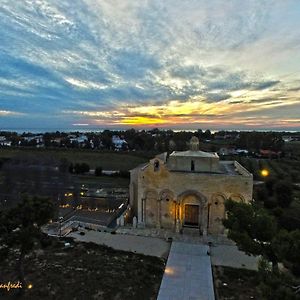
1 128 299 154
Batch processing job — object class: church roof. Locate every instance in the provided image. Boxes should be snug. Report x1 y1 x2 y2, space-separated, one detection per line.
169 150 218 158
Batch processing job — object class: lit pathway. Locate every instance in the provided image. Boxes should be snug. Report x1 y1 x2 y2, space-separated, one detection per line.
157 242 215 300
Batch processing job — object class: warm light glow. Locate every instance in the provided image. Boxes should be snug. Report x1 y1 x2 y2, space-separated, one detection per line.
261 169 269 177
64 192 73 197
27 284 33 289
60 204 70 208
165 267 175 275
63 95 300 129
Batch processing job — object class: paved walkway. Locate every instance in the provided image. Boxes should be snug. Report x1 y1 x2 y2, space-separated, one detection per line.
157 242 215 300
211 244 258 270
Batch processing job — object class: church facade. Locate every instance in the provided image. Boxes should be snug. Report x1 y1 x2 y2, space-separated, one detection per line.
129 137 253 235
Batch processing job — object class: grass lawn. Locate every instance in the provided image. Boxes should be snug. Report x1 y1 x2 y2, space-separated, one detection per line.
0 237 165 300
213 266 260 300
0 148 149 170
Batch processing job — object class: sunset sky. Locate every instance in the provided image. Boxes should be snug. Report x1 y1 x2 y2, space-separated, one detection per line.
0 0 300 130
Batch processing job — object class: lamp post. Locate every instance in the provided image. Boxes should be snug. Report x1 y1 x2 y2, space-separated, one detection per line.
59 216 63 237
261 169 269 177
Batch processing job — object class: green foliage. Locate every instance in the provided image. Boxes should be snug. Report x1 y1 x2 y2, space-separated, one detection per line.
224 200 300 298
258 258 300 300
224 200 277 261
279 210 300 231
254 186 269 202
275 180 293 208
74 162 90 174
273 230 300 276
265 177 277 196
118 170 130 178
263 197 278 209
0 196 54 284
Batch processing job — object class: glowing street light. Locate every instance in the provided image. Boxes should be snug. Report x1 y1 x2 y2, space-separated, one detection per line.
27 283 33 289
261 169 269 177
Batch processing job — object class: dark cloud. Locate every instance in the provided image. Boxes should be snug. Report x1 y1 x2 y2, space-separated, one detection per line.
169 65 207 79
204 93 231 103
288 87 300 92
252 80 280 90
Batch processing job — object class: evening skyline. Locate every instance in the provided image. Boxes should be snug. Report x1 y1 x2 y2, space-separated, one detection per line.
0 0 300 131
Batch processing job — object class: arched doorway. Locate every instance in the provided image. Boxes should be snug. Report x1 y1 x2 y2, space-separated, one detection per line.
184 203 199 226
177 190 207 231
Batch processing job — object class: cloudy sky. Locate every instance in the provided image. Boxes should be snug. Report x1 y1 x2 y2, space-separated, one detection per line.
0 0 300 130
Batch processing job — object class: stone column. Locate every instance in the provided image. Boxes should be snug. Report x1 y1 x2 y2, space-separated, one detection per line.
176 201 181 233
138 198 145 228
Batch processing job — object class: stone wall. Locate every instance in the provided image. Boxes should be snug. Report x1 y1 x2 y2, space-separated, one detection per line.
130 157 253 235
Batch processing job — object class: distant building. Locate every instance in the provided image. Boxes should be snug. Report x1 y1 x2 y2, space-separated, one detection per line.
218 147 237 156
236 149 249 155
112 135 127 150
259 149 281 158
0 136 12 147
282 135 300 143
51 137 64 145
130 137 253 235
22 135 44 147
23 135 43 143
69 134 88 146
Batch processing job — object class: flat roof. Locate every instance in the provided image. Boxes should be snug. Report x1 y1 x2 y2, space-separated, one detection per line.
170 150 219 158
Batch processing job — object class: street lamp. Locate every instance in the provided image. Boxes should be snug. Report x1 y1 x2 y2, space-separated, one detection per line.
261 169 269 177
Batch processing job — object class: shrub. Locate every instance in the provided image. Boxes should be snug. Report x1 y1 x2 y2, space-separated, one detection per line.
74 163 90 174
95 166 103 176
279 213 300 231
119 170 130 178
255 186 269 202
264 197 278 209
265 177 277 196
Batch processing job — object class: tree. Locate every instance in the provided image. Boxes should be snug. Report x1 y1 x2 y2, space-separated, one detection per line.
95 166 103 176
80 163 90 174
274 181 293 208
265 177 277 196
254 185 269 202
223 199 278 270
0 196 54 289
74 163 90 174
69 163 74 173
224 199 300 297
258 258 300 300
203 129 211 139
273 229 300 276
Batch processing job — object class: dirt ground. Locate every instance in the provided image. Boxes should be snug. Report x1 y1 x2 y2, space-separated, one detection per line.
0 236 165 300
213 266 260 300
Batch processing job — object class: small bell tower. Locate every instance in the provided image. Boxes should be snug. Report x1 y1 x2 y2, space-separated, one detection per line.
189 136 199 151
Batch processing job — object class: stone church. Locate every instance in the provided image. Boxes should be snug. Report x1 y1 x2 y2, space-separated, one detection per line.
129 137 253 235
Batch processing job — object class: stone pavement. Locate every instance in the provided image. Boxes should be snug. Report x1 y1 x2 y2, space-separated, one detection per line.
117 226 234 245
157 242 215 300
210 244 259 270
67 229 170 258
